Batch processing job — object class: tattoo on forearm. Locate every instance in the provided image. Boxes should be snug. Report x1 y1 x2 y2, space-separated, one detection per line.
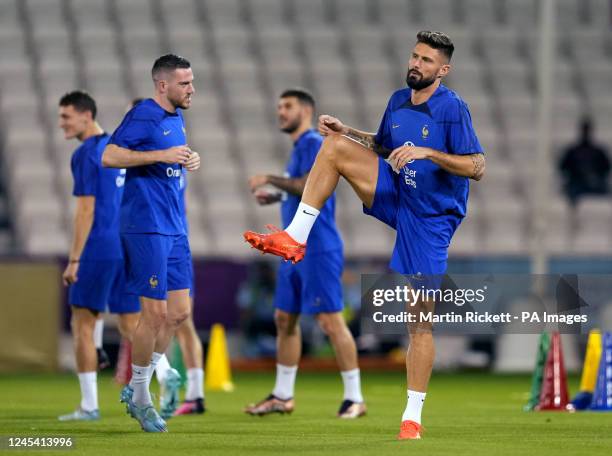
470 154 485 180
344 129 374 149
343 129 392 159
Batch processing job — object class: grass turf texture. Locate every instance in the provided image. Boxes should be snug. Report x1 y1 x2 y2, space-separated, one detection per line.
0 372 610 455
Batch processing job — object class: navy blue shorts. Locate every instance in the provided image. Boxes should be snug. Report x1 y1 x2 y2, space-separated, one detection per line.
121 233 192 300
274 249 343 315
69 259 140 314
364 157 449 275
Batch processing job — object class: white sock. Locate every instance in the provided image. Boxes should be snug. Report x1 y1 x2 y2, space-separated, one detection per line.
186 368 204 401
130 364 152 406
285 202 320 244
150 352 171 385
93 319 104 349
272 364 298 400
78 371 98 412
341 368 364 403
402 390 426 424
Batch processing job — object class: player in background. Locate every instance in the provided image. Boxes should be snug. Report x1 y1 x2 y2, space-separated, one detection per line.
244 32 485 439
102 54 200 432
244 89 366 419
57 91 140 421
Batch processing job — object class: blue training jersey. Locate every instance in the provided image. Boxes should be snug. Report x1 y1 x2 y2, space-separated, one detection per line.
108 98 187 235
281 129 343 254
374 84 483 269
71 133 125 260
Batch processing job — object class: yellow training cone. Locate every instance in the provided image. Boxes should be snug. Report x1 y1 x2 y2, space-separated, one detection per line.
579 329 602 392
205 323 234 392
570 329 602 409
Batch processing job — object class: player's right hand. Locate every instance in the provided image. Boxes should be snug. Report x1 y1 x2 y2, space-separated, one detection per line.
160 145 191 165
62 263 79 286
318 115 346 136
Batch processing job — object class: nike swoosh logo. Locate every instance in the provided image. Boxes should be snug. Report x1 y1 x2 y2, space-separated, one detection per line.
392 124 400 129
163 130 171 135
303 210 316 216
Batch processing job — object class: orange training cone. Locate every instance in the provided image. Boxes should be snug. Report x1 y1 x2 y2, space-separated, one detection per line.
537 332 572 411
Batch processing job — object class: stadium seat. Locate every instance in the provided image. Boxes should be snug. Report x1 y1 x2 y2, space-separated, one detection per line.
1 0 609 258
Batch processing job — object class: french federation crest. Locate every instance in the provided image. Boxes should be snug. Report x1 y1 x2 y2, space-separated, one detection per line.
422 125 429 140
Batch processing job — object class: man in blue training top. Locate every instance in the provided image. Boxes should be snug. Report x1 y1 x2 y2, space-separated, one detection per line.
244 89 366 419
102 54 200 433
244 31 486 439
57 91 141 422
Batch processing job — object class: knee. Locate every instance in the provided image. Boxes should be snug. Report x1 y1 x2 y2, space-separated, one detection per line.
118 315 139 339
321 134 350 160
316 313 344 337
168 309 191 329
71 318 94 344
143 307 168 331
274 311 298 336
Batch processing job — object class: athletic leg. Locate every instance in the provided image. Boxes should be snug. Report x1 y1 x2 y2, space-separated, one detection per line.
399 298 435 439
244 135 380 261
58 307 100 421
316 312 366 418
244 309 300 415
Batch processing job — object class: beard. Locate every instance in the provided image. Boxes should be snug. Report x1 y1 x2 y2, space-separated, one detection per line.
406 69 437 91
280 117 301 134
169 93 191 110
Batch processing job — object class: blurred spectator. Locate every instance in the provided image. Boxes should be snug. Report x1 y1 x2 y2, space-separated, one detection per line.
559 118 611 205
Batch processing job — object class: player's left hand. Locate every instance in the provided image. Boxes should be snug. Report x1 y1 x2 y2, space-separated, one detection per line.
185 151 200 171
248 174 269 191
62 262 79 286
388 145 431 170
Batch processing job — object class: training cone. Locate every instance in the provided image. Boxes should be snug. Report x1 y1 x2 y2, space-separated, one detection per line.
571 329 602 410
590 331 612 411
524 332 551 411
205 323 234 392
537 332 572 411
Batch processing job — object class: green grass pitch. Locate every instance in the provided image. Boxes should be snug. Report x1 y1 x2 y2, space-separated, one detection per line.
1 371 610 455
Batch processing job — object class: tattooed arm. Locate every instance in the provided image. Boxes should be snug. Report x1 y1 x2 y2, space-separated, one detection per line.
429 151 486 181
388 146 486 181
318 115 392 158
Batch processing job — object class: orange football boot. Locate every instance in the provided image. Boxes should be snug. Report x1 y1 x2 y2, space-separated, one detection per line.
243 225 306 264
397 420 423 440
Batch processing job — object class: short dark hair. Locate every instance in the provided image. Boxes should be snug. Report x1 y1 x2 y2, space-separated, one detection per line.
152 54 191 80
416 31 454 61
280 88 315 108
59 90 97 119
